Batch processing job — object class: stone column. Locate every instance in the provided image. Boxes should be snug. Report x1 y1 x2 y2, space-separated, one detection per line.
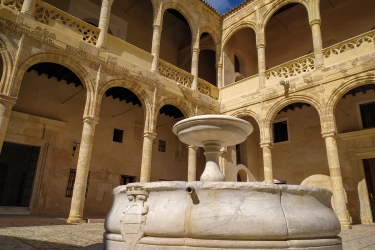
322 132 352 229
188 145 198 182
151 24 162 71
96 0 114 49
191 47 200 90
67 117 99 224
20 0 36 17
140 132 157 182
310 19 324 67
257 44 266 87
260 142 274 184
0 95 16 152
217 63 223 88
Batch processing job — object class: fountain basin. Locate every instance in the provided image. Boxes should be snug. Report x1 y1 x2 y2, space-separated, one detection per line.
104 182 342 250
172 115 253 147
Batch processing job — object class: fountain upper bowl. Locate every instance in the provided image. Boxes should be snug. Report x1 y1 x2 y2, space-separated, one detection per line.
172 115 253 147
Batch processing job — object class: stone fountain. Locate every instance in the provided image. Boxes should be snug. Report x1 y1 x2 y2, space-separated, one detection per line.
100 115 342 250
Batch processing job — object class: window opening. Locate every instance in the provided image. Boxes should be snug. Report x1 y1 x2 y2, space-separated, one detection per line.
158 140 166 152
234 55 240 73
66 169 90 197
274 120 289 143
120 175 136 185
113 128 124 143
360 101 375 129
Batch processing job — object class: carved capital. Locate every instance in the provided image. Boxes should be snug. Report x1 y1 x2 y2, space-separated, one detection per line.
310 19 322 27
257 43 266 49
322 131 338 139
260 142 273 149
144 132 157 140
83 117 100 126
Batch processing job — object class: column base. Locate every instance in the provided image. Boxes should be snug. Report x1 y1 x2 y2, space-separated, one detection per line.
340 221 352 230
67 215 85 224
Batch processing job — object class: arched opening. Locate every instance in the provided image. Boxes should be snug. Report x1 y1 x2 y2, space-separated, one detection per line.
180 32 217 86
153 104 204 181
160 9 192 71
237 116 261 181
320 0 375 48
333 83 375 224
237 169 248 182
89 86 144 214
271 102 327 185
0 62 86 214
335 84 375 133
0 53 4 84
223 28 257 86
265 4 312 69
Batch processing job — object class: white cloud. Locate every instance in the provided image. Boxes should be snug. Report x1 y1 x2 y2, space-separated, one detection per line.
204 0 232 13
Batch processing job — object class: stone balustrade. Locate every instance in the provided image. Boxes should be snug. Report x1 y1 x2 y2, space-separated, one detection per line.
157 59 194 88
34 1 100 45
323 30 375 59
0 0 23 11
265 54 316 80
198 78 219 100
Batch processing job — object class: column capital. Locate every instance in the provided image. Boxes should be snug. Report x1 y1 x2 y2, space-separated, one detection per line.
144 132 157 140
83 117 100 126
192 47 200 53
216 63 223 68
187 145 199 150
322 131 337 139
256 44 266 49
310 19 322 27
102 0 114 4
260 142 273 149
0 94 17 106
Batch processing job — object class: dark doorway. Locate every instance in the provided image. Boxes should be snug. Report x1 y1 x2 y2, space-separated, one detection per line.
363 159 375 222
0 142 40 207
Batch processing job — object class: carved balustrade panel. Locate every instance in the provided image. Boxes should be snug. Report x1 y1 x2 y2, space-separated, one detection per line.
34 1 99 45
198 78 218 100
0 0 23 11
324 30 375 59
266 55 316 80
157 59 193 88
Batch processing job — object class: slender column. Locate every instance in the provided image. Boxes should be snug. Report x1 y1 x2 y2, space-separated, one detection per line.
0 95 16 152
96 0 114 49
67 117 99 224
191 47 200 90
257 44 266 87
20 0 36 17
151 25 162 71
310 19 324 67
322 132 352 229
260 142 273 184
140 132 157 182
217 63 223 88
188 145 198 182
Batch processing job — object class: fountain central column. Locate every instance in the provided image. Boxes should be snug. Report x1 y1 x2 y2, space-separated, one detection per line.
201 141 225 182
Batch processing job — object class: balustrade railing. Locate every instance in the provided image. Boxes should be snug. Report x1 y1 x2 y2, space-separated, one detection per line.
33 1 100 45
198 78 218 100
323 30 375 59
266 54 316 80
0 0 23 11
158 59 194 88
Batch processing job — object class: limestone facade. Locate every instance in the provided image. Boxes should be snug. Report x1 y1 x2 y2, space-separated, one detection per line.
0 0 374 228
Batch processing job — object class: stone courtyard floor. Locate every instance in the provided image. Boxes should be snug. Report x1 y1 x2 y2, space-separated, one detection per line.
0 216 375 249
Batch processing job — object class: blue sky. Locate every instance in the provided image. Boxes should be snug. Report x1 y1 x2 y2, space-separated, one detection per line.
205 0 245 14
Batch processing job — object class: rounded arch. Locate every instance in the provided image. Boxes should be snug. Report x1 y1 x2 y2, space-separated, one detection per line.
152 98 194 132
325 73 375 130
259 0 311 30
99 78 153 130
230 109 261 129
222 22 257 49
199 28 219 49
264 95 323 142
0 41 13 95
237 168 248 182
15 53 95 97
161 2 197 36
